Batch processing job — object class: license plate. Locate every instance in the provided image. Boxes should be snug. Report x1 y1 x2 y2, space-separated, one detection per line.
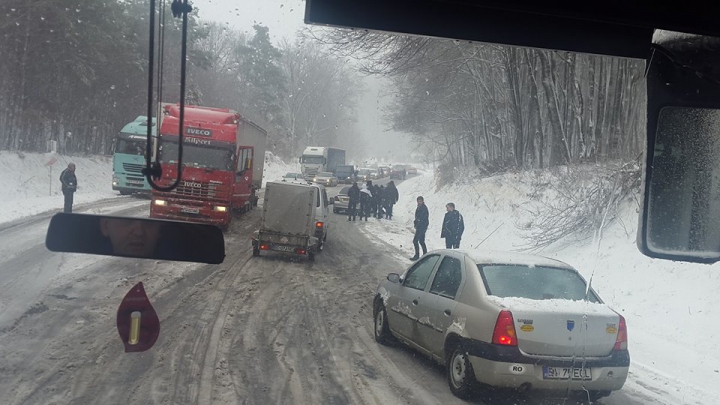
542 366 592 380
273 245 295 252
180 207 200 214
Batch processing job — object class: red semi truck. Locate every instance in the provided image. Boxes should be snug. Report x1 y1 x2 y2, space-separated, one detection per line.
150 104 267 228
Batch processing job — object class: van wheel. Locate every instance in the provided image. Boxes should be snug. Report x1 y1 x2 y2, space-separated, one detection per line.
586 390 611 402
447 344 476 399
252 247 260 257
308 252 315 262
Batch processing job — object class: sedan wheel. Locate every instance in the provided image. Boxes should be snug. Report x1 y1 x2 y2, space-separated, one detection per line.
374 304 393 345
447 344 476 399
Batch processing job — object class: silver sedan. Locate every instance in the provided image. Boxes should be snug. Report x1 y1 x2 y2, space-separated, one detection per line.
312 172 338 187
373 249 629 401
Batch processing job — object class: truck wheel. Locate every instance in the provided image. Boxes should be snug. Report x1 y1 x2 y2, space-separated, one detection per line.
252 247 260 257
308 252 315 262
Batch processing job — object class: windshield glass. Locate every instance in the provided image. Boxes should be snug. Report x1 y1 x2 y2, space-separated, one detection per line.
160 141 234 171
283 172 302 178
301 156 324 164
479 264 599 302
317 172 332 177
115 137 146 156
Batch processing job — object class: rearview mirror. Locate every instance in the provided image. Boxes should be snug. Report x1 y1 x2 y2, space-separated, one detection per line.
46 214 225 264
639 42 720 263
387 273 400 283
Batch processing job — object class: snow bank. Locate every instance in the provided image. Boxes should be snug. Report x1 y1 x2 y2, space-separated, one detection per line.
362 170 720 404
262 151 300 187
0 151 118 224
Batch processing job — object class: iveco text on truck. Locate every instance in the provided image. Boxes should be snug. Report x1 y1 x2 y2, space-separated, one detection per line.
150 104 267 228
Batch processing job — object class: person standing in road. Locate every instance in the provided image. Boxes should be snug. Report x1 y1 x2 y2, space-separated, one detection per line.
60 162 78 213
385 181 399 220
377 185 386 219
410 196 429 261
347 182 361 221
441 202 465 249
360 184 373 221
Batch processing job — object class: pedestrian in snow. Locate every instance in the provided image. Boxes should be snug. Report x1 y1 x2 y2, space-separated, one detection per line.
441 202 465 249
410 196 429 261
385 181 399 219
359 184 373 221
60 163 78 213
377 185 386 219
347 182 361 221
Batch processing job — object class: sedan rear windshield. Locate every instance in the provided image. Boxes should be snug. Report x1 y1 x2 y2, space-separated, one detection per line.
339 187 350 194
478 264 599 302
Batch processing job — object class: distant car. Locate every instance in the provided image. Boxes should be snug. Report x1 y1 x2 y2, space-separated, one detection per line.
336 165 356 184
379 166 391 177
390 165 407 180
373 250 629 401
282 172 304 180
371 168 383 180
357 168 374 182
313 172 338 187
333 186 351 214
407 166 418 175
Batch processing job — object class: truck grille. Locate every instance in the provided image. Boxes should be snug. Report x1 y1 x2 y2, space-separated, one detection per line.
173 182 229 200
123 163 144 174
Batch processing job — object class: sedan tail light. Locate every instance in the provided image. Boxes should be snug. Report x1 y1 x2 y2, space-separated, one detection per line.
492 310 518 346
613 314 628 351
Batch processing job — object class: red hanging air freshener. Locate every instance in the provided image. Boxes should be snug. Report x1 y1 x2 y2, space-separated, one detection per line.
116 282 160 352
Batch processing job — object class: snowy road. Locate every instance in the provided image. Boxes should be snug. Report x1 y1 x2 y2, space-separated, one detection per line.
0 191 652 404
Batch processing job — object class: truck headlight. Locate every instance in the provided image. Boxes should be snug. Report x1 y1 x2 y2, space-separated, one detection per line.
153 199 167 206
214 206 227 212
112 176 120 186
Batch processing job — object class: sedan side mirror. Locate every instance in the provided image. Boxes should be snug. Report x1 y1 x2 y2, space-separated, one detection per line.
387 273 400 283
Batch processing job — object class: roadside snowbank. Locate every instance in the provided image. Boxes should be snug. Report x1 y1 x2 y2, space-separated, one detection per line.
361 170 720 404
262 151 300 187
0 151 118 224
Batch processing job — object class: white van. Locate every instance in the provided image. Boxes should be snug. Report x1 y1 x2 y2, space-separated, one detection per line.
280 178 330 247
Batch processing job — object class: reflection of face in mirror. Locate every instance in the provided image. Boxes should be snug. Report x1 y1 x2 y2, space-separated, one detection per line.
647 107 720 258
100 218 161 258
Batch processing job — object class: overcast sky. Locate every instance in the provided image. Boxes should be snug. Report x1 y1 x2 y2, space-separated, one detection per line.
191 0 413 162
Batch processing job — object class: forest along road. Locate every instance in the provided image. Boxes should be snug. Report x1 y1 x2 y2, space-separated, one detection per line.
0 193 646 405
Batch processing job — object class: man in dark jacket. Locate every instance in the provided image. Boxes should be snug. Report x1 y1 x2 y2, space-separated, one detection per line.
385 181 399 219
410 196 429 260
377 185 386 219
347 182 361 221
441 202 465 249
60 163 78 213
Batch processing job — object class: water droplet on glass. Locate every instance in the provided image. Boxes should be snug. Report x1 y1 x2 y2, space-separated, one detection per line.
110 85 116 90
40 17 45 21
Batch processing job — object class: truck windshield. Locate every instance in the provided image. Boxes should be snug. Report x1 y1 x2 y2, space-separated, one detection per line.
115 136 145 156
301 156 325 164
161 142 234 171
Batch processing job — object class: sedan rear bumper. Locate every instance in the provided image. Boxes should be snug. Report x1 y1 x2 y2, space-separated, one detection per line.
469 354 628 391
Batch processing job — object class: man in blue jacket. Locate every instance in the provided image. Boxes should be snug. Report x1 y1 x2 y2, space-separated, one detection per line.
441 202 465 249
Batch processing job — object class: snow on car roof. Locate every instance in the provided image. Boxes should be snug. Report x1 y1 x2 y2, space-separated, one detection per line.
453 249 575 270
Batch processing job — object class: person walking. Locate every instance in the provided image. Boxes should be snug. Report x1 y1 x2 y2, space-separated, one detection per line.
385 181 399 219
359 184 372 221
410 196 429 261
377 185 386 219
347 182 361 221
60 163 78 213
441 202 465 249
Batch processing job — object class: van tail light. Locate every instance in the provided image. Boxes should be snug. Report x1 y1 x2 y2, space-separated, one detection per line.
294 248 307 255
259 244 270 251
316 221 324 229
492 310 518 346
613 314 628 351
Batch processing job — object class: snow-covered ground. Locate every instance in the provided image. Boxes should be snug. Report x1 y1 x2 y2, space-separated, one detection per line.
0 151 119 224
360 170 720 405
262 151 300 187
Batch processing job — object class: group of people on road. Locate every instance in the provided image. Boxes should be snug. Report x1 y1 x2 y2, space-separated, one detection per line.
346 180 400 222
410 197 465 261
